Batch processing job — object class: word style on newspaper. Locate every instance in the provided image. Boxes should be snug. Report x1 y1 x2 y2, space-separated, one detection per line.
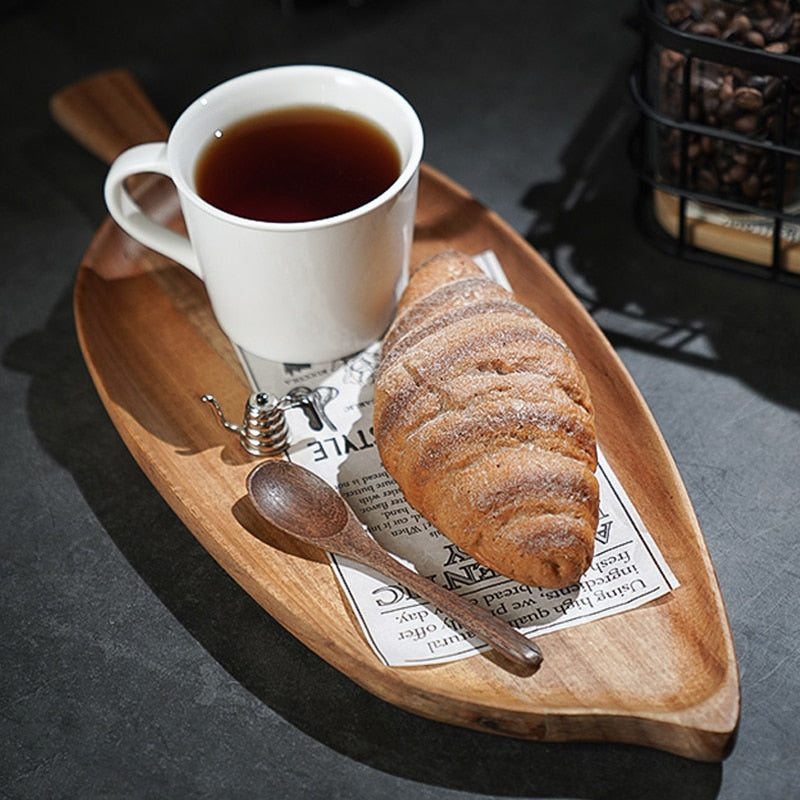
238 252 679 667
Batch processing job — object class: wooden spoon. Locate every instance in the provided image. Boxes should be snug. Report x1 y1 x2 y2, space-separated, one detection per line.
247 459 543 670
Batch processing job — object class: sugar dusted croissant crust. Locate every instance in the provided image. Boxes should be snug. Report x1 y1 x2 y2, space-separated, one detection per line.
373 250 599 588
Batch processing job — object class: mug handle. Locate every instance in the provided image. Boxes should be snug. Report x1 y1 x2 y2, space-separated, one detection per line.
103 142 201 277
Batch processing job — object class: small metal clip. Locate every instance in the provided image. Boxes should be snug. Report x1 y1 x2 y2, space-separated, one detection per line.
202 392 290 456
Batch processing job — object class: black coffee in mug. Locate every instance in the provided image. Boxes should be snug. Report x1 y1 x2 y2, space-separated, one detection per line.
194 105 402 223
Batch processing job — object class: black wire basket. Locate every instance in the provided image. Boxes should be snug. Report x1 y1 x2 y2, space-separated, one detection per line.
631 0 800 283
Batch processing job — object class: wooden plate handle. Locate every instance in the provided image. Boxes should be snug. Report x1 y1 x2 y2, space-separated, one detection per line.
49 68 170 165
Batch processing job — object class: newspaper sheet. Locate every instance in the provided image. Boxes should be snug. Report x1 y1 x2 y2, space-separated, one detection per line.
237 252 679 667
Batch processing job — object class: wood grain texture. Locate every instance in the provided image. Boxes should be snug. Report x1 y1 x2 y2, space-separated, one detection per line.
59 70 740 761
653 188 800 274
50 68 170 164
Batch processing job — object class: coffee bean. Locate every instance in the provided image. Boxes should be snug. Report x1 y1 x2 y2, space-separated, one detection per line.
764 76 784 102
723 163 748 183
766 41 790 54
697 168 719 191
690 20 722 37
665 2 689 25
719 74 735 102
660 48 684 71
743 29 767 47
733 113 760 133
734 86 765 110
742 174 761 198
755 16 776 36
732 13 753 33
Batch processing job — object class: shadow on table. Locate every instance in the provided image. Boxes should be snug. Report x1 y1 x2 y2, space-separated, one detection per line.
520 62 800 414
4 284 724 799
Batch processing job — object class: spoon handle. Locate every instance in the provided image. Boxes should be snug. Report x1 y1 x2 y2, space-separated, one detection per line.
341 517 543 670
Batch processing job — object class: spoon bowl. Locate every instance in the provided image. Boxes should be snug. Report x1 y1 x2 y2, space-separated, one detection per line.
251 460 349 538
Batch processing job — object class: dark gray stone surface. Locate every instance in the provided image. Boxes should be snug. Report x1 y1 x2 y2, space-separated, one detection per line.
2 1 798 797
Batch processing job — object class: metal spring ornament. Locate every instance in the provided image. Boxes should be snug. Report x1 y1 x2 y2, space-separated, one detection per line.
201 391 292 456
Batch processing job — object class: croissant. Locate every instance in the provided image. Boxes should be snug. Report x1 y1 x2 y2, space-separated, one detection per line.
373 250 599 588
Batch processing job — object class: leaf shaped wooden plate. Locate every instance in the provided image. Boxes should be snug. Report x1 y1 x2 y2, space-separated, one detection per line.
55 70 739 762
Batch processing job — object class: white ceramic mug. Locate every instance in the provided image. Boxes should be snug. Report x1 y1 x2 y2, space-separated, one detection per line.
104 65 424 363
